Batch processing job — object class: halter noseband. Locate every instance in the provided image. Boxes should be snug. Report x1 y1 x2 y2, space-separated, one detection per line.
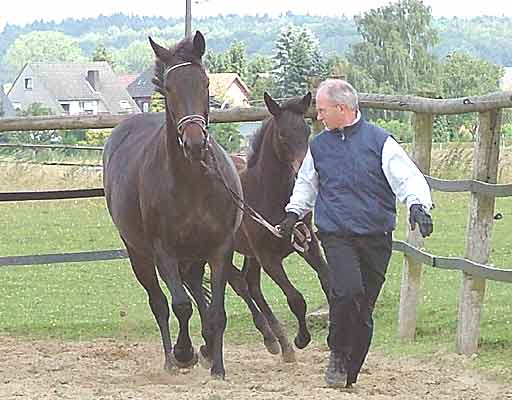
163 62 209 151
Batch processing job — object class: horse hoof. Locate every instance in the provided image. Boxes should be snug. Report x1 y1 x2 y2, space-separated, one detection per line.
172 347 198 369
294 333 311 349
264 338 281 355
163 360 178 374
211 371 225 380
198 346 212 369
282 349 296 363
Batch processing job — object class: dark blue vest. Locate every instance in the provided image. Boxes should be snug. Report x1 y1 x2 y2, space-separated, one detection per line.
310 117 396 236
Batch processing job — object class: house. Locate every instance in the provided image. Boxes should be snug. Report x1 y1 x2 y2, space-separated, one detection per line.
0 85 16 117
209 73 251 109
126 68 154 112
126 69 251 112
117 73 138 89
7 62 140 115
500 67 512 91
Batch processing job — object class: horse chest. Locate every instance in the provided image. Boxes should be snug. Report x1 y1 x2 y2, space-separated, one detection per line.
154 189 231 257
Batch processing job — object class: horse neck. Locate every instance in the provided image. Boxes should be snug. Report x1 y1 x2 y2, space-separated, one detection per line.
249 121 295 205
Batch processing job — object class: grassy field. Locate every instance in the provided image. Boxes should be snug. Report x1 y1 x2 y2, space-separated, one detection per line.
0 148 511 381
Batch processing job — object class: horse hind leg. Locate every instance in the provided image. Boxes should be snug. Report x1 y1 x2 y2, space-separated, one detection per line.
180 260 213 369
123 242 176 372
244 257 297 363
229 260 279 355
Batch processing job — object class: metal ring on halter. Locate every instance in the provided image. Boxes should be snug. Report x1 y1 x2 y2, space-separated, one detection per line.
176 114 209 149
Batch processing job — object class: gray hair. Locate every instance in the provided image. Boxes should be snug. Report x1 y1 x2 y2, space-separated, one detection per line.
318 79 359 110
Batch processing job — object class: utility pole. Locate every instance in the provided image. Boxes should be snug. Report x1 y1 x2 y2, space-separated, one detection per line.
185 0 192 37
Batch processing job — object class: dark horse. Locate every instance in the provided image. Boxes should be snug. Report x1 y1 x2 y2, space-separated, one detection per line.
188 93 330 363
102 31 242 379
232 93 330 362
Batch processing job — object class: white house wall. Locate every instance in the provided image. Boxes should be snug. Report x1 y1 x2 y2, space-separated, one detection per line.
225 83 249 108
8 65 62 113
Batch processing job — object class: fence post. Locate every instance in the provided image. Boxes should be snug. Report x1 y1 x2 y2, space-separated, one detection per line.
456 109 502 355
398 112 433 341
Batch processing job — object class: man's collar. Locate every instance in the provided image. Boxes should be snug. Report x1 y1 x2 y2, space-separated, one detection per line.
327 110 361 135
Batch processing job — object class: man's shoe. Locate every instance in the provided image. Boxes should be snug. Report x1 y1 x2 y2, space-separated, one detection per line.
324 352 347 388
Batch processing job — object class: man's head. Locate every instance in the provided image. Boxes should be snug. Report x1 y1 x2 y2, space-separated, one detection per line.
315 79 358 130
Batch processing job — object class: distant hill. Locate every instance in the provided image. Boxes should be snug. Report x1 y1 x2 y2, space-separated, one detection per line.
1 13 512 83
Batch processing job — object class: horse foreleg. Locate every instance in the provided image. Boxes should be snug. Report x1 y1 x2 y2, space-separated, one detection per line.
124 242 175 372
244 257 296 363
154 242 197 369
258 252 311 350
206 245 232 380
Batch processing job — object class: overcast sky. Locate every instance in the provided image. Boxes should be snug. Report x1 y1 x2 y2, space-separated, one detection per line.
1 0 511 31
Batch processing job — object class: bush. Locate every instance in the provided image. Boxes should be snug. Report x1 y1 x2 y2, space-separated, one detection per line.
373 118 413 143
78 129 112 146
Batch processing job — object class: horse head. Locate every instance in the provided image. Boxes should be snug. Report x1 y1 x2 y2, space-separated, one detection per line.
264 91 312 175
149 31 210 162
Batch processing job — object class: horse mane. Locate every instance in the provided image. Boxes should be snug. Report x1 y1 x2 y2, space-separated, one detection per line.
152 36 203 95
247 117 273 168
246 96 306 168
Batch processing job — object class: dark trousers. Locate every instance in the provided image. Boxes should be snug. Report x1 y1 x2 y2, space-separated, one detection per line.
319 232 392 383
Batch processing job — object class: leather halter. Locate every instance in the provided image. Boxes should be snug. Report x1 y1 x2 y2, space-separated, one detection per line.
163 62 209 151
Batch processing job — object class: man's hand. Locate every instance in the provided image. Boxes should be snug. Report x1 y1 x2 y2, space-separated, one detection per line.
409 204 433 238
277 212 299 242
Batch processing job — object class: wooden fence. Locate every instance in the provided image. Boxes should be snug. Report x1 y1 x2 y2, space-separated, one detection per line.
1 91 512 356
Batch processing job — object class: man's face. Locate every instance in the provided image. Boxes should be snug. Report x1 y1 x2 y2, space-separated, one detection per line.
315 89 345 130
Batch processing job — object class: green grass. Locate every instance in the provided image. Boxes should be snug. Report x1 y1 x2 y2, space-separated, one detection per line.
0 169 511 381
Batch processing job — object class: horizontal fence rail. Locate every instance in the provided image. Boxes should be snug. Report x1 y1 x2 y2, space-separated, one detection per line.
2 241 511 283
0 249 127 267
1 91 512 132
392 241 512 283
426 176 512 197
2 175 511 202
0 143 103 151
0 188 104 201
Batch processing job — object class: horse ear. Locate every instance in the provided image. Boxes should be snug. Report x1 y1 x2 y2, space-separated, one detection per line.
301 92 312 113
193 31 206 58
148 36 170 60
264 92 281 117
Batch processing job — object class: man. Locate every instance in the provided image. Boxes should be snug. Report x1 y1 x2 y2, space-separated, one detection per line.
279 79 433 388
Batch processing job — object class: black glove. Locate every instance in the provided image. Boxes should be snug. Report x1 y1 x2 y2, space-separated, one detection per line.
277 212 299 242
409 204 433 238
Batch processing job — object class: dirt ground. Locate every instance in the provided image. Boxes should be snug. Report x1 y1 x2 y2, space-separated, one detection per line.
0 337 510 400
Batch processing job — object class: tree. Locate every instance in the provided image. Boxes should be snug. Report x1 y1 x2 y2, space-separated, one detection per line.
209 123 242 153
225 41 248 81
92 45 115 68
205 41 248 80
272 25 326 98
205 50 228 73
349 0 439 96
246 55 274 101
112 40 154 73
4 31 86 80
436 52 504 141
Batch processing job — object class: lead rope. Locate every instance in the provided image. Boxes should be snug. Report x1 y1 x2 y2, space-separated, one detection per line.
200 151 311 253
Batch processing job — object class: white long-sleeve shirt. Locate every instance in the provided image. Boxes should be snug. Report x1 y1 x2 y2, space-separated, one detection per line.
285 127 433 219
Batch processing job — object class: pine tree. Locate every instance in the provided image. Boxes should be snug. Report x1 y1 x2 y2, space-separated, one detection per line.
272 25 325 98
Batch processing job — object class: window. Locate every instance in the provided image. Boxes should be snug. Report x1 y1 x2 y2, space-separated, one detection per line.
61 103 70 114
142 102 149 112
24 78 33 90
